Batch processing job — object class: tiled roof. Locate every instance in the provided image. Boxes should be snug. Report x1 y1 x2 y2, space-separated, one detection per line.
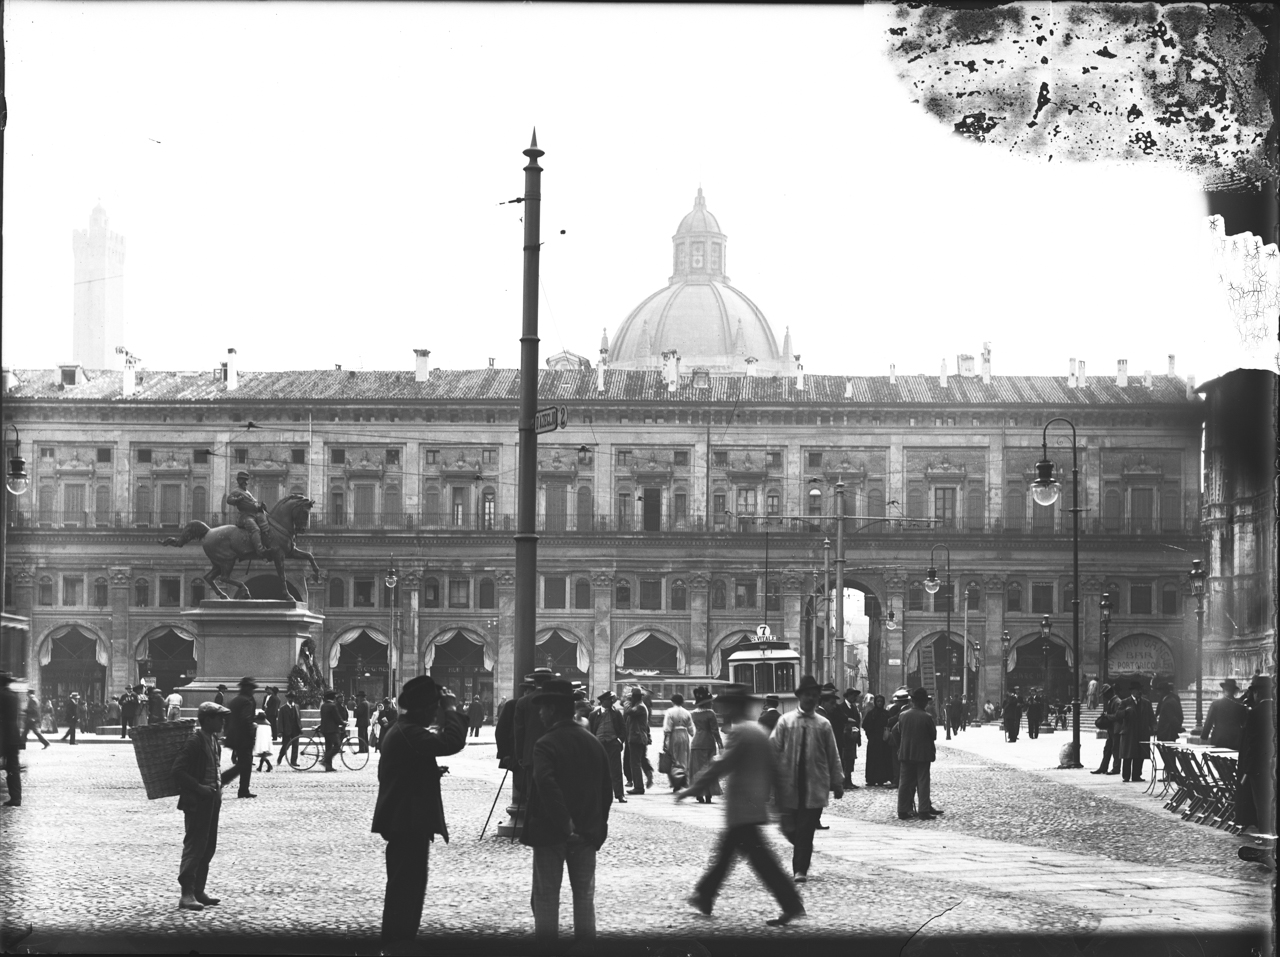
4 368 1197 407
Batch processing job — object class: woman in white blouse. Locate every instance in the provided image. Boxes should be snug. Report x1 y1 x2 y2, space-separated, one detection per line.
663 692 694 790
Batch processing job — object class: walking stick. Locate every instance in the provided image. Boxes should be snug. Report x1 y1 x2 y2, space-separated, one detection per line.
479 768 510 841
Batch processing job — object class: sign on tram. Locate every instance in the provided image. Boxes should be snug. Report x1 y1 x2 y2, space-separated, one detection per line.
756 624 773 639
534 406 567 434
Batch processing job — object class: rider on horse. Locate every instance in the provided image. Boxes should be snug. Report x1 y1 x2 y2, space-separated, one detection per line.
226 470 270 557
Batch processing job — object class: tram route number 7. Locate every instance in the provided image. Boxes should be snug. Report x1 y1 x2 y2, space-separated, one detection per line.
534 406 568 435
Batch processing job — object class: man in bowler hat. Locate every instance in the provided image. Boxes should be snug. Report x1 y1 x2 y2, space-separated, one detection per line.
219 677 259 797
319 691 343 771
520 678 612 947
276 691 303 768
770 675 843 882
371 676 466 953
514 667 556 792
1117 680 1154 782
172 701 232 910
587 690 627 802
354 690 372 753
680 684 805 926
1090 684 1122 775
893 688 942 820
1201 678 1246 749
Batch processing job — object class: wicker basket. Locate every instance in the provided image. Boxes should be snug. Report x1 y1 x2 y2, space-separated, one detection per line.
129 718 197 800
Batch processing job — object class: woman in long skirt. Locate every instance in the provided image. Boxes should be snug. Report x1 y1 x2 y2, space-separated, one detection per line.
41 698 57 734
686 687 723 803
862 695 893 786
663 692 693 789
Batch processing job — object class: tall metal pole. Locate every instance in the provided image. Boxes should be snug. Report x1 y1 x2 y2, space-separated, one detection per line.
821 538 831 683
1068 440 1082 764
834 481 846 689
513 130 543 699
944 555 951 740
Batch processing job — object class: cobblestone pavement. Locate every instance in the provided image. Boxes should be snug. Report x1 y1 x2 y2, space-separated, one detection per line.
1 726 1272 955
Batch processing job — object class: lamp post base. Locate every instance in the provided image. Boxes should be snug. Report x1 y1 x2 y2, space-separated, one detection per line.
1057 741 1083 769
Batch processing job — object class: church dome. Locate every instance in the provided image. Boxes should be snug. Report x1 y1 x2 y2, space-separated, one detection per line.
609 190 790 372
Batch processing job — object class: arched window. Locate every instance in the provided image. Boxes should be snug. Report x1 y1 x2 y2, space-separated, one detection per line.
422 577 440 608
966 581 981 612
766 579 781 612
574 578 592 610
622 634 678 672
615 579 631 610
1006 581 1022 612
95 484 112 524
478 578 496 609
807 488 823 517
576 486 594 531
908 581 924 612
966 487 984 531
134 578 150 607
328 577 345 607
1005 488 1025 531
906 487 924 519
867 487 885 517
192 486 207 523
481 487 496 530
712 580 727 610
671 580 688 611
423 485 441 527
1103 489 1122 531
384 485 402 527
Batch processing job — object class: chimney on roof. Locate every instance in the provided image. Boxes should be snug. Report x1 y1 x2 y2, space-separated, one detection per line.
745 356 757 378
1186 374 1196 399
1168 354 1176 376
795 361 804 391
225 348 238 391
957 354 975 377
596 360 606 394
1116 359 1128 387
1143 368 1153 389
981 342 991 385
844 377 853 399
1068 358 1077 389
489 357 495 369
940 358 948 389
1078 360 1086 384
662 350 681 392
122 358 135 398
889 363 896 386
413 348 431 382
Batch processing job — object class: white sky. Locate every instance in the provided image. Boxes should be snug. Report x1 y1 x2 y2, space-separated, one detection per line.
1 2 1265 382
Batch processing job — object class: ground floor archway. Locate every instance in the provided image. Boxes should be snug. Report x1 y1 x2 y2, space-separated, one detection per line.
39 624 108 706
426 629 494 720
330 628 390 701
1106 633 1177 697
535 628 588 685
906 631 978 705
1007 633 1073 706
136 627 197 695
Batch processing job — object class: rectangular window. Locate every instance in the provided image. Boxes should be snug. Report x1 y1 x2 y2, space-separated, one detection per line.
674 492 688 525
384 448 400 466
425 450 439 465
713 492 727 529
615 581 631 610
482 449 496 465
1130 582 1153 615
544 576 566 609
451 487 470 526
38 580 53 606
159 577 182 607
194 449 210 464
291 448 306 465
96 447 112 463
577 447 593 466
736 488 757 515
137 448 153 464
1161 585 1178 616
331 448 346 465
713 451 728 467
1131 488 1154 532
616 450 631 466
672 450 689 467
934 488 956 528
1007 586 1022 612
234 448 248 464
61 576 83 606
766 492 780 516
449 578 470 608
767 451 782 469
1031 583 1054 614
639 579 662 610
735 580 757 609
807 451 823 469
94 580 109 607
353 578 374 607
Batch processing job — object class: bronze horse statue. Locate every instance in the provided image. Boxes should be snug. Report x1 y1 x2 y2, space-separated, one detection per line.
159 493 322 600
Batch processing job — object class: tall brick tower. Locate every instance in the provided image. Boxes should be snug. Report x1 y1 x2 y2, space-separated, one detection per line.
71 203 126 369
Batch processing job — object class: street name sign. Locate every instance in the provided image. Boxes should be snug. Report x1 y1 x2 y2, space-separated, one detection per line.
534 406 567 435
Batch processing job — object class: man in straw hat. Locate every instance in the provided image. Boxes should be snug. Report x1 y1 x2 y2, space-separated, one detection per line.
520 677 612 948
893 688 942 820
587 690 627 803
1201 678 1246 750
371 675 466 953
172 701 232 911
679 683 805 927
770 675 843 883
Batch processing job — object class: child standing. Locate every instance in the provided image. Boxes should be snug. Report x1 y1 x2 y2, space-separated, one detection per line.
254 709 274 772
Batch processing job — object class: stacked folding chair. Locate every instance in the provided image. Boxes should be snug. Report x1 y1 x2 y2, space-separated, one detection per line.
1158 743 1191 812
1201 752 1242 834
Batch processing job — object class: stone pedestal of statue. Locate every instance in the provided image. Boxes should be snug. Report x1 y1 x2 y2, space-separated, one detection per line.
179 600 324 707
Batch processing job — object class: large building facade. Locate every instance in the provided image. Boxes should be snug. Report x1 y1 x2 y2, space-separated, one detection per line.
2 193 1215 718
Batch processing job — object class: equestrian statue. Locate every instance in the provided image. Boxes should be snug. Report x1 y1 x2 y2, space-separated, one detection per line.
159 473 321 600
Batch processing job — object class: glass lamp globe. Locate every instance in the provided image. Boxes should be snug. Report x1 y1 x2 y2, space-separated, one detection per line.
6 456 29 495
923 568 941 594
384 570 398 591
885 610 898 631
1031 459 1060 506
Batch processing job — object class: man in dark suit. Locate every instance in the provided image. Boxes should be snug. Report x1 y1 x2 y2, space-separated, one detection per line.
276 691 303 768
263 687 281 743
1002 688 1022 742
1090 684 1123 774
219 677 258 797
1117 680 1155 782
23 688 50 750
1201 678 1247 749
118 688 138 739
893 687 941 820
213 684 228 706
1 674 21 805
496 681 531 773
354 691 372 753
60 693 80 744
587 690 627 803
371 676 466 953
520 678 612 948
172 701 231 910
757 694 782 733
319 691 343 772
514 667 556 794
1026 690 1042 739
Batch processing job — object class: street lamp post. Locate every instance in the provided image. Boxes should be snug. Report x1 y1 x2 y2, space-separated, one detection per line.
1031 417 1084 769
834 481 846 689
1000 630 1011 708
384 566 399 699
923 543 952 740
885 603 905 689
1040 615 1055 735
1099 592 1112 692
820 536 831 683
1190 559 1207 733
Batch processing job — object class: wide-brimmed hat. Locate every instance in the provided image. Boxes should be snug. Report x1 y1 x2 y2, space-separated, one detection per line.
399 675 443 710
629 687 646 701
715 683 754 705
1128 680 1142 691
910 687 931 704
238 676 258 691
891 688 911 701
323 690 336 700
844 688 860 699
1101 684 1113 695
692 685 712 703
1220 678 1240 693
525 667 556 684
819 682 839 699
1249 674 1273 694
356 690 367 697
216 684 228 691
764 694 780 705
70 692 81 698
795 675 821 696
532 678 576 702
597 690 616 703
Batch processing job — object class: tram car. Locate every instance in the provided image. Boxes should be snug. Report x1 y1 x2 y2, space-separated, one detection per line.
725 638 801 718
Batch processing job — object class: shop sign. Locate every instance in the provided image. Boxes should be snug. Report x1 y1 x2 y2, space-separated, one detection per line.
1107 635 1174 675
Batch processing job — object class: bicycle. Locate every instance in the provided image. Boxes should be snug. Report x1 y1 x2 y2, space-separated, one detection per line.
285 729 369 771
